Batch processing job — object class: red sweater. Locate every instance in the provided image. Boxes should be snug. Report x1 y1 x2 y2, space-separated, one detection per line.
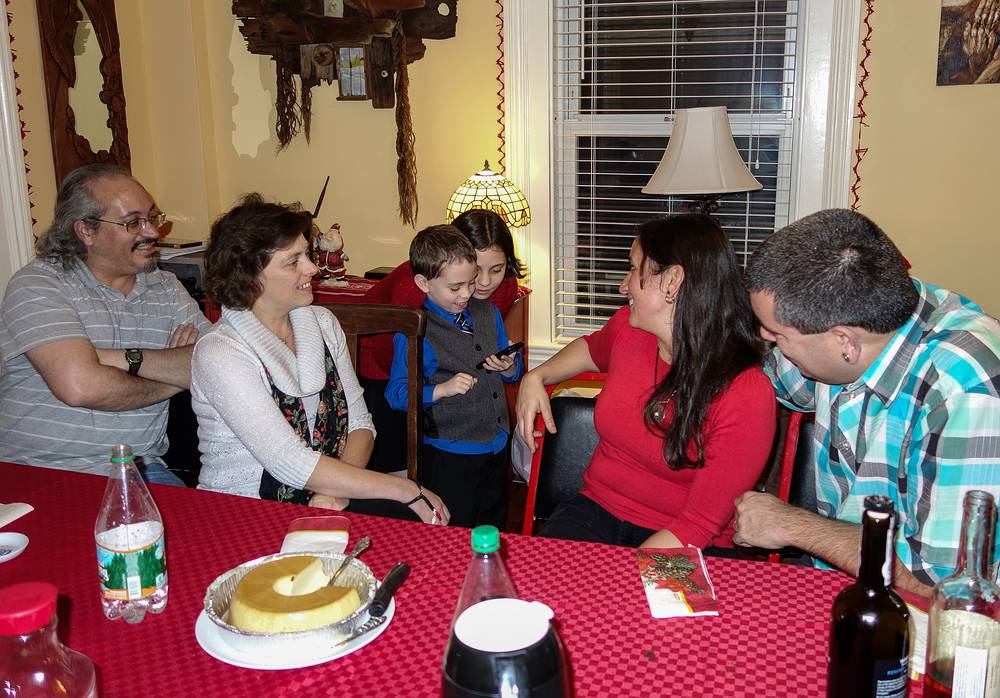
581 307 776 548
358 261 521 380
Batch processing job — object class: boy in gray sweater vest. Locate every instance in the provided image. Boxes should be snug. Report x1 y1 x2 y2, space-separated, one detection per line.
386 226 523 528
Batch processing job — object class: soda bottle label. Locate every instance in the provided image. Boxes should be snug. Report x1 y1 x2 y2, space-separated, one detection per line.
96 522 167 601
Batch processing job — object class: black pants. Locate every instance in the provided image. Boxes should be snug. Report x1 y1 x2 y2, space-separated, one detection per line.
359 377 408 474
419 442 509 530
539 493 741 558
539 493 655 546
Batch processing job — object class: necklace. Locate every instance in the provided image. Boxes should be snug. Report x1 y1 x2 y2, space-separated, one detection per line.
650 348 676 423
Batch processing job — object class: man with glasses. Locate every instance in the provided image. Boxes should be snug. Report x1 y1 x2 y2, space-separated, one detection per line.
0 164 211 484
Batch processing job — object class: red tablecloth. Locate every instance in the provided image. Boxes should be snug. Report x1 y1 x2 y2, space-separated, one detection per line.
0 463 918 697
311 275 377 302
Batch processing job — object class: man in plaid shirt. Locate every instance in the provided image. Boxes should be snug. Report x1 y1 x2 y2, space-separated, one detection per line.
732 208 1000 596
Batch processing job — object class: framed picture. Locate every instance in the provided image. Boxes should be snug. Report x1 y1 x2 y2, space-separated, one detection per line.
938 1 1000 85
322 0 344 17
337 47 368 100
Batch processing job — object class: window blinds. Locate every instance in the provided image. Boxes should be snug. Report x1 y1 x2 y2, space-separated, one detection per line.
552 0 799 338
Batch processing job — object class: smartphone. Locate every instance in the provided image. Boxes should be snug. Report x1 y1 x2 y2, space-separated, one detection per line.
476 341 525 369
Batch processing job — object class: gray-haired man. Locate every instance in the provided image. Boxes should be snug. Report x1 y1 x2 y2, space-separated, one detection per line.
0 164 211 483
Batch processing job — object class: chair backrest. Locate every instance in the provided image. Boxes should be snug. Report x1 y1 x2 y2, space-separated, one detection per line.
522 372 605 536
761 406 815 562
318 303 425 481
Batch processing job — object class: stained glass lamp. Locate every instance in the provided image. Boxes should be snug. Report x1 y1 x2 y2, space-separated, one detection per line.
445 160 531 228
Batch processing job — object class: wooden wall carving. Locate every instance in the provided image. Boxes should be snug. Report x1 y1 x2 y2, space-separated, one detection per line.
232 0 459 224
232 0 457 141
36 0 130 184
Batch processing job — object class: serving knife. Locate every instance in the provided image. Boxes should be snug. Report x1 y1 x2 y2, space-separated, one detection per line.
333 562 410 648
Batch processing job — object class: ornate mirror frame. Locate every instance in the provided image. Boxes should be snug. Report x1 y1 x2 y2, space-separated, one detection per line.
36 0 130 183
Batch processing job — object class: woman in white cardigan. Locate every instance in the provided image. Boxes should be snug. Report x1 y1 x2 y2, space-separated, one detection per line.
191 194 448 525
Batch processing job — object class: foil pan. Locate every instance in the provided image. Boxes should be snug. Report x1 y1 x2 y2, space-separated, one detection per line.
203 552 377 655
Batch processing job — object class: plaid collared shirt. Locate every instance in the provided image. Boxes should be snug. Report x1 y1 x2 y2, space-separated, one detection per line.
766 279 1000 585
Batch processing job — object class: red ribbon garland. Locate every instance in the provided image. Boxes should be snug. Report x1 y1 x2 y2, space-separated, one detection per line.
495 0 506 173
850 0 875 211
5 1 35 226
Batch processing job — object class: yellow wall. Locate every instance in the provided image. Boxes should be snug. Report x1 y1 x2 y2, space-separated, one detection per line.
857 2 1000 315
12 2 999 316
9 0 55 232
9 0 501 275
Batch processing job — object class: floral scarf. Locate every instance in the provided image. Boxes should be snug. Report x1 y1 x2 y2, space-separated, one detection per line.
258 343 349 504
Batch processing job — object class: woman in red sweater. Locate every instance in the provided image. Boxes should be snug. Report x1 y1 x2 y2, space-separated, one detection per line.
516 214 776 551
360 209 526 473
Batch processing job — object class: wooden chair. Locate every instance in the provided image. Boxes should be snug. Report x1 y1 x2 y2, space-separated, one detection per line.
318 302 425 481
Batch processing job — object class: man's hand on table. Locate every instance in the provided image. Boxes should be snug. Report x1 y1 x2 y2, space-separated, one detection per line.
732 490 797 549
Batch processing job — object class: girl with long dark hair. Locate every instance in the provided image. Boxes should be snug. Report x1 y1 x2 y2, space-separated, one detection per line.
516 214 776 550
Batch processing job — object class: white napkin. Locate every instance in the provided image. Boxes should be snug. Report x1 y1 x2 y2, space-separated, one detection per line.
0 503 33 529
279 515 349 555
637 546 720 618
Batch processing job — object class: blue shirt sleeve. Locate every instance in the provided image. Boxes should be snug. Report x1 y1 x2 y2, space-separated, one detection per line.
493 307 524 384
764 347 816 412
385 332 439 410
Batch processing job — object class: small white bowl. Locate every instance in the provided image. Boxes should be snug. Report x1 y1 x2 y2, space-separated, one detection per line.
0 532 28 564
203 552 377 655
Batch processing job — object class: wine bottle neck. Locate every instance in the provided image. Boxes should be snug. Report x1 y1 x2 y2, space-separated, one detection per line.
859 510 893 589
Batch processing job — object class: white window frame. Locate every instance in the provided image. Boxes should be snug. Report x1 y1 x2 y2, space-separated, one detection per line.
503 0 861 364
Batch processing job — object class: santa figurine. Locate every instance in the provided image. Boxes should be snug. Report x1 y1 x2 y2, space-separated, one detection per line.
314 223 349 288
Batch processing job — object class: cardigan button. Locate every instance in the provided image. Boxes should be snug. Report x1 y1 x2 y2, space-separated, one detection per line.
475 344 482 351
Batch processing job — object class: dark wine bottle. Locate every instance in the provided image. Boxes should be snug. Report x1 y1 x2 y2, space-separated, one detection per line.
827 495 911 698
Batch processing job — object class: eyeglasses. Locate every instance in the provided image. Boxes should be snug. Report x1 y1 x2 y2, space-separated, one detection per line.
88 211 168 234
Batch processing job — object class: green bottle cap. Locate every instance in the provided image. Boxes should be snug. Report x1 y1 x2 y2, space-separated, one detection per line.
110 444 135 463
471 525 500 553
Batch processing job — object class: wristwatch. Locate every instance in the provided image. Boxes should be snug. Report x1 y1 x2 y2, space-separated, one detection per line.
124 348 143 376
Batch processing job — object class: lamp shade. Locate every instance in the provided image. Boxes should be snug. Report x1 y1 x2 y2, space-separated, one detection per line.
642 106 762 196
445 161 531 228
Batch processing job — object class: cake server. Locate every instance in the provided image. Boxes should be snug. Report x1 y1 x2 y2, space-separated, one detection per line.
329 536 370 585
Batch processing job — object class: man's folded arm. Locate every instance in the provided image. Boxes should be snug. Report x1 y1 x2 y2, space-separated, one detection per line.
28 338 183 410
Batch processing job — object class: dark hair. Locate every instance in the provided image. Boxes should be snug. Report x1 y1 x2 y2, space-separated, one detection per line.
452 209 526 279
204 193 312 309
409 224 476 280
36 164 132 269
745 208 918 334
638 214 764 469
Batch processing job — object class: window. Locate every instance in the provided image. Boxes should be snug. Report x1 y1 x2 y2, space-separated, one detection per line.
552 0 799 338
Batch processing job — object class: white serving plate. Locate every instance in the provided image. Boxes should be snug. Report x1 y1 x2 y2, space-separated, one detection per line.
195 598 395 670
